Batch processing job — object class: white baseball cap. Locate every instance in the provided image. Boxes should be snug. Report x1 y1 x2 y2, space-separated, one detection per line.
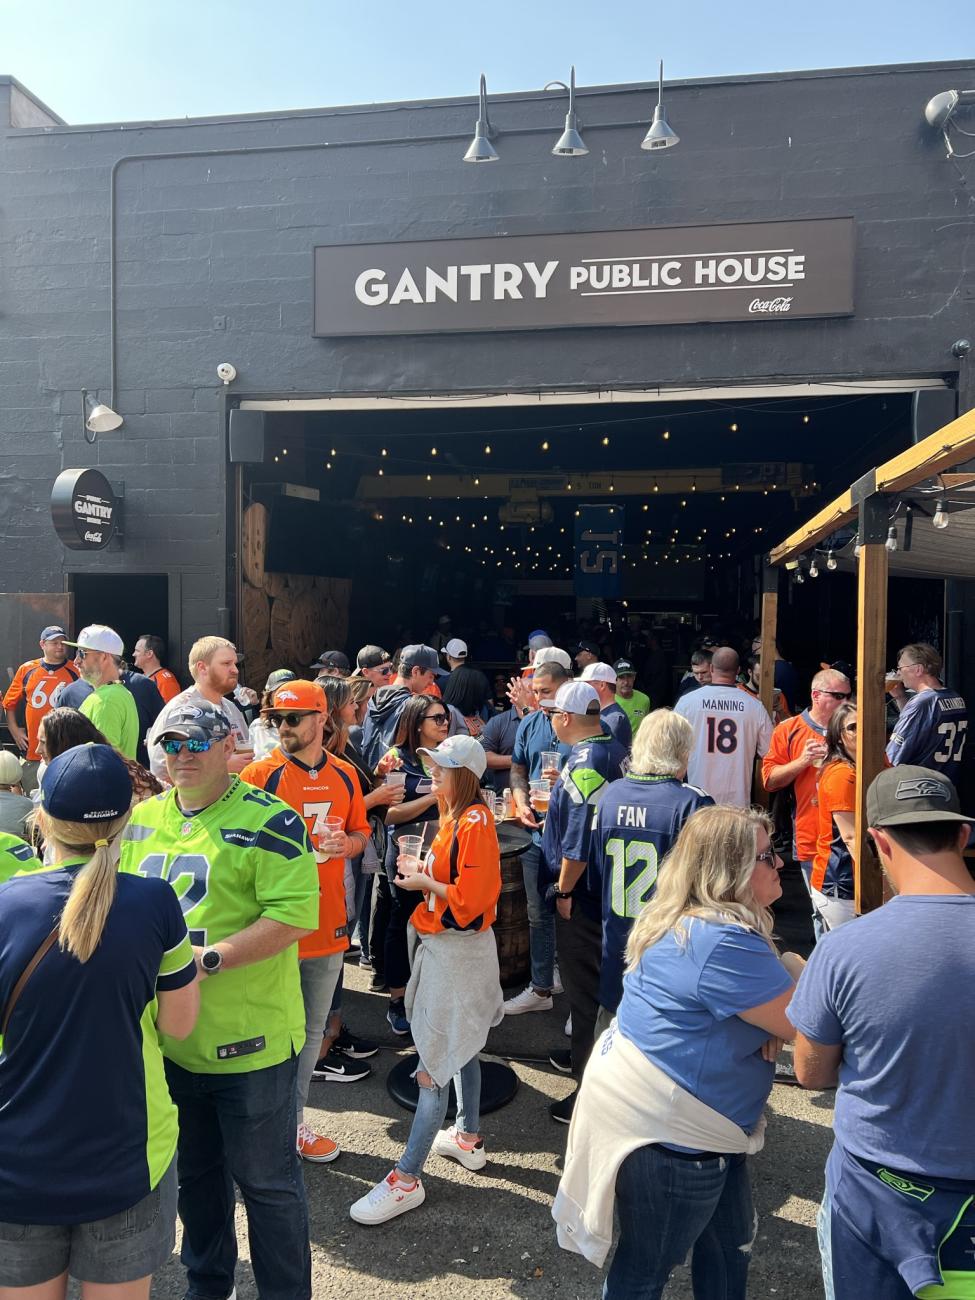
444 638 468 659
533 646 572 670
64 624 124 656
540 681 601 716
417 733 487 778
580 662 617 685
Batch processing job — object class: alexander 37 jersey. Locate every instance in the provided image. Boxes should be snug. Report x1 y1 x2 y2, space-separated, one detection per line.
119 775 319 1075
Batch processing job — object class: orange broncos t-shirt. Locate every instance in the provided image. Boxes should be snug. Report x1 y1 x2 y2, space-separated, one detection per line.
761 712 827 862
241 749 370 957
410 803 502 937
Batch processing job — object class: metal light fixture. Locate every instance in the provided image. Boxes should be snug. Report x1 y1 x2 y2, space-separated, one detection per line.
463 74 499 163
641 60 680 151
546 66 588 157
933 497 950 530
82 388 123 444
924 88 975 160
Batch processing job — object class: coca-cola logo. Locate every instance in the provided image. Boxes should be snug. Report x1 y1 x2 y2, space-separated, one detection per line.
749 296 794 314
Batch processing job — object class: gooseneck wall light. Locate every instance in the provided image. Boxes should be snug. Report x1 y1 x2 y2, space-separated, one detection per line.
641 60 680 151
463 74 499 163
546 66 589 157
924 87 975 160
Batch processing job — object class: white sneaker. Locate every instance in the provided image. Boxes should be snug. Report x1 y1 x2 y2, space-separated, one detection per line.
432 1125 487 1171
564 1014 572 1036
504 985 554 1015
551 965 564 996
350 1170 426 1225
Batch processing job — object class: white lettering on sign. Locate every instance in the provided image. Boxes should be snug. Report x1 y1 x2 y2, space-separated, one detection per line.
355 260 559 307
84 530 104 543
749 297 794 314
73 497 112 520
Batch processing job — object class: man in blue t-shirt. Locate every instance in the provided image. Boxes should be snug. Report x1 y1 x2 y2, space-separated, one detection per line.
540 681 627 1124
885 642 968 782
788 766 975 1300
590 709 713 1022
504 662 572 1017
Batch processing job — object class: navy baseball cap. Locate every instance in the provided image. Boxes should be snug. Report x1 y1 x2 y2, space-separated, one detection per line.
158 703 234 744
312 650 350 673
400 644 439 673
40 625 67 641
574 639 601 658
41 744 132 823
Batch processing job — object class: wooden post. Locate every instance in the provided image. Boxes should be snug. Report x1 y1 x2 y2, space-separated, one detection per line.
854 494 889 914
754 565 779 809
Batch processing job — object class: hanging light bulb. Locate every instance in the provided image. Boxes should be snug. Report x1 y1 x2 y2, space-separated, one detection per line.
854 536 862 560
885 525 898 553
933 498 950 530
795 569 805 584
809 557 819 578
827 550 837 571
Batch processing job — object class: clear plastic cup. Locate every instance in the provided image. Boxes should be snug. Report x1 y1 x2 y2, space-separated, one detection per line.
541 751 561 785
530 779 551 814
315 814 346 857
385 771 407 789
397 833 424 876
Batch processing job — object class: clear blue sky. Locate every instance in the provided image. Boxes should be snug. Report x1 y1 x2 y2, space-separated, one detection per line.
3 0 965 124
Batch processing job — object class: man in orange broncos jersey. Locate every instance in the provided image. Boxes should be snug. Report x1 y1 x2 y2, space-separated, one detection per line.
132 634 181 703
3 625 81 791
241 680 370 1165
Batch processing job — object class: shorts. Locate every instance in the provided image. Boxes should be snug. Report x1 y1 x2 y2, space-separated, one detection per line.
0 1157 177 1286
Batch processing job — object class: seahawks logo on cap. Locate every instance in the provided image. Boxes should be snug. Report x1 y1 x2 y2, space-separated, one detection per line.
894 778 950 801
173 705 206 721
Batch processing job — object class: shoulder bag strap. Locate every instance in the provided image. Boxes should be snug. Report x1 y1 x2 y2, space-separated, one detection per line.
1 926 59 1039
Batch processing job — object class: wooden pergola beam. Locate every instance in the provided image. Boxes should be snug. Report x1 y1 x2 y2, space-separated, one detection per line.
853 495 889 913
769 405 975 566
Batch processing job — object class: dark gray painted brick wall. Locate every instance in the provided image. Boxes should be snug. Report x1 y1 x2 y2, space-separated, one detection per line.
1 61 973 656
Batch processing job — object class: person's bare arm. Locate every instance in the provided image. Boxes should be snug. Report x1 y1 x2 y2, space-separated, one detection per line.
485 751 513 772
833 810 857 859
794 1031 842 1089
736 986 796 1041
385 793 438 825
192 917 312 976
5 708 27 754
156 980 201 1038
509 760 536 829
764 740 824 792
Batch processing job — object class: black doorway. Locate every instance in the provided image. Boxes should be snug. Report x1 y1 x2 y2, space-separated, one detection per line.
69 573 170 664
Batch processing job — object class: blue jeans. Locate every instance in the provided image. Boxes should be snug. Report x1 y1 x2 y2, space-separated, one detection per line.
349 855 373 956
521 841 556 990
296 952 344 1120
164 1055 311 1300
798 858 826 942
397 1055 482 1179
605 1145 755 1300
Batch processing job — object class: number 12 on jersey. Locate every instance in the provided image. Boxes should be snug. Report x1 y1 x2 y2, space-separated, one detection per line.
607 837 659 919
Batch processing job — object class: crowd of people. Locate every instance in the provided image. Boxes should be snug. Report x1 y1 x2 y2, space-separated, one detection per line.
0 616 971 1300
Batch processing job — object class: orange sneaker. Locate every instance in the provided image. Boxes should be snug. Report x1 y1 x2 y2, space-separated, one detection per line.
296 1122 341 1163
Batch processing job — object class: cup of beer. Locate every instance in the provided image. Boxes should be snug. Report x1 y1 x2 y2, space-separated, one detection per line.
530 779 551 816
397 833 425 878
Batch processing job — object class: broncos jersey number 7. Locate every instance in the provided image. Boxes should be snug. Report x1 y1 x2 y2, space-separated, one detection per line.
136 853 212 945
607 837 659 919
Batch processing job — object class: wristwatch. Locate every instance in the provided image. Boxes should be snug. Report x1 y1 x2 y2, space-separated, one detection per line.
201 947 224 974
546 884 573 902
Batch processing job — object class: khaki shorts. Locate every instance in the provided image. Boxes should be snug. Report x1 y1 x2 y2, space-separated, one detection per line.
0 1157 177 1286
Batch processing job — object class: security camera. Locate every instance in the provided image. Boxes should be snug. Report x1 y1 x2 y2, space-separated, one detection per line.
951 339 971 360
217 363 237 385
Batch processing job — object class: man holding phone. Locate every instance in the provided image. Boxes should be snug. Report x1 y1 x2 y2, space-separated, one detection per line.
241 680 370 1163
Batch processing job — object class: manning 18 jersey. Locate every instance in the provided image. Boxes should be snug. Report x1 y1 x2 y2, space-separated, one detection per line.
2 658 81 760
0 832 41 884
886 688 969 783
589 774 713 1013
119 775 319 1075
675 684 773 807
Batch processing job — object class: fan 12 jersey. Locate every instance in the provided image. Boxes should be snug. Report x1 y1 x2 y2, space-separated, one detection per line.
675 684 773 807
589 774 713 1013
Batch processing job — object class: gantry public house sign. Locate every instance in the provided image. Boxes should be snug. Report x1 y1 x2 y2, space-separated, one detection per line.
51 468 120 550
313 217 854 337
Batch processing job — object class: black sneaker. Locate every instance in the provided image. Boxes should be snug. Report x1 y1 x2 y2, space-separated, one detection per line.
369 971 388 993
311 1050 372 1083
549 1048 572 1074
333 1024 379 1059
549 1092 576 1125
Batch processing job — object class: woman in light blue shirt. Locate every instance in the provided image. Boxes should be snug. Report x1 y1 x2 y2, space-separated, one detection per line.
608 804 799 1300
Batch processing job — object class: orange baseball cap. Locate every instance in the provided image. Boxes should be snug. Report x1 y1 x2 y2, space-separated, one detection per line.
265 680 327 713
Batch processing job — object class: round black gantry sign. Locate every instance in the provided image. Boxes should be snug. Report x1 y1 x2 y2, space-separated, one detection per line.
51 468 119 550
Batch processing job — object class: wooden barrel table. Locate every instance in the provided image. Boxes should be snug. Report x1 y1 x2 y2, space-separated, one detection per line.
494 821 533 990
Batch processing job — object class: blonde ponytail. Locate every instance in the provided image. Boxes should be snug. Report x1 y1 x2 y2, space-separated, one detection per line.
38 810 131 963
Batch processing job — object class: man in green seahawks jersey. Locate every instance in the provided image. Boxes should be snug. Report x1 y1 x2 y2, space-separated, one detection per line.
119 702 319 1300
0 831 41 883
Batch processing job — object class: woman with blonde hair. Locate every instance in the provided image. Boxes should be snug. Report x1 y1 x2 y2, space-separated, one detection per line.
0 744 199 1300
554 803 803 1299
350 735 503 1226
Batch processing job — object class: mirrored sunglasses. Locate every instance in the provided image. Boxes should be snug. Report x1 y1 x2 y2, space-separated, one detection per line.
161 738 212 755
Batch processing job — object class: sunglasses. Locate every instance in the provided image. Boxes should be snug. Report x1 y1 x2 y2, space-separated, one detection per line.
267 711 316 728
162 738 212 755
842 722 858 734
424 712 450 725
374 664 394 676
817 690 852 700
755 848 779 868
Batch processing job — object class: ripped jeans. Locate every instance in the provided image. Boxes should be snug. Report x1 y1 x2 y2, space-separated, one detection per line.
397 1055 481 1180
605 1146 754 1300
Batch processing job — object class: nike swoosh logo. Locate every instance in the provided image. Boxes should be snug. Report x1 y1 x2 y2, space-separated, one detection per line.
284 815 297 825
